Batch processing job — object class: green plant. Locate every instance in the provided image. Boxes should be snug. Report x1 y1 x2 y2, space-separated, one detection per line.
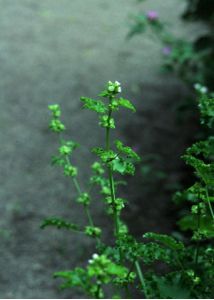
42 82 214 298
128 0 214 90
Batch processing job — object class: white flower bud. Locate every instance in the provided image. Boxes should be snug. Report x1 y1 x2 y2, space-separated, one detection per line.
200 86 208 94
108 85 115 92
88 259 93 264
115 81 120 86
92 253 99 259
117 86 122 93
194 83 201 91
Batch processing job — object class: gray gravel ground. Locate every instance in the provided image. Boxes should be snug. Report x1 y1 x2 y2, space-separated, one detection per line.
0 0 201 298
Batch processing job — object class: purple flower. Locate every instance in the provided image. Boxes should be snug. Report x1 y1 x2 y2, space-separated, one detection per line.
162 46 172 56
146 10 158 21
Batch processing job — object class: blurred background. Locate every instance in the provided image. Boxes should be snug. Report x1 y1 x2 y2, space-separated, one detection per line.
0 0 212 298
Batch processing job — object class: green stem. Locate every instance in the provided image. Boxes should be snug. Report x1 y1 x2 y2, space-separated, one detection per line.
73 177 82 195
105 100 120 239
72 177 101 246
194 211 201 267
135 260 148 299
72 177 94 226
108 167 120 236
125 285 131 299
175 251 185 272
124 260 136 299
95 283 102 299
205 187 214 220
85 205 94 227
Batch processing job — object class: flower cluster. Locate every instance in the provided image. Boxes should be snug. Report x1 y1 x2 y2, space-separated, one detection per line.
194 83 208 94
88 253 99 264
48 104 65 133
107 81 122 93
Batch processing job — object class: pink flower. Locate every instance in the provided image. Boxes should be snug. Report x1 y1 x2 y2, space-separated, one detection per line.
146 10 158 21
162 46 172 56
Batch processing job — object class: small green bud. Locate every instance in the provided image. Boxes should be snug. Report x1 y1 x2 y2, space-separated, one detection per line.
186 269 195 278
85 226 102 238
64 165 77 177
59 145 71 155
99 115 115 129
191 205 198 214
115 198 125 212
91 162 104 175
49 119 65 132
48 104 61 117
192 231 202 241
77 193 90 206
118 222 128 235
193 276 200 285
198 202 206 214
101 186 111 195
110 99 119 111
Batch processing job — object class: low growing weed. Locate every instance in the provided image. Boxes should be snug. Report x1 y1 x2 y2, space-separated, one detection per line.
42 81 214 298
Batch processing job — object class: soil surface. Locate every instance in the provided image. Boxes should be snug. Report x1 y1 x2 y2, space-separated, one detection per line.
0 0 201 298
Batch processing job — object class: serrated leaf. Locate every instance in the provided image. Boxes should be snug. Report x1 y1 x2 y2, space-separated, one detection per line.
115 140 140 161
178 215 214 237
118 98 136 112
112 158 135 175
143 232 184 250
92 147 116 163
81 97 107 113
153 274 191 299
183 154 214 185
54 268 88 289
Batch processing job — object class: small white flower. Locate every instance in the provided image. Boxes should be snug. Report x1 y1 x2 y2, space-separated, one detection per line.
108 81 113 85
117 86 122 93
88 259 93 264
200 86 208 94
115 81 120 86
92 253 99 259
108 85 115 92
194 83 201 91
194 83 208 94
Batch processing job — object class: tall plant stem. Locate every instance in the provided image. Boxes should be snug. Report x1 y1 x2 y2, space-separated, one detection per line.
72 176 101 246
194 211 201 267
105 101 120 239
205 187 214 221
72 177 94 227
65 155 95 229
135 260 148 299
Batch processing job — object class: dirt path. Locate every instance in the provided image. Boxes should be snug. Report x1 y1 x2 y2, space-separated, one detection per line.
0 0 199 298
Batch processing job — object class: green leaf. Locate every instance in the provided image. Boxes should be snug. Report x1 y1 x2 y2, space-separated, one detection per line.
186 137 214 158
81 97 107 113
112 158 135 175
199 96 214 128
143 232 184 250
153 273 191 299
118 98 136 112
92 147 116 163
183 154 214 185
54 268 88 289
115 140 140 161
178 215 214 238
